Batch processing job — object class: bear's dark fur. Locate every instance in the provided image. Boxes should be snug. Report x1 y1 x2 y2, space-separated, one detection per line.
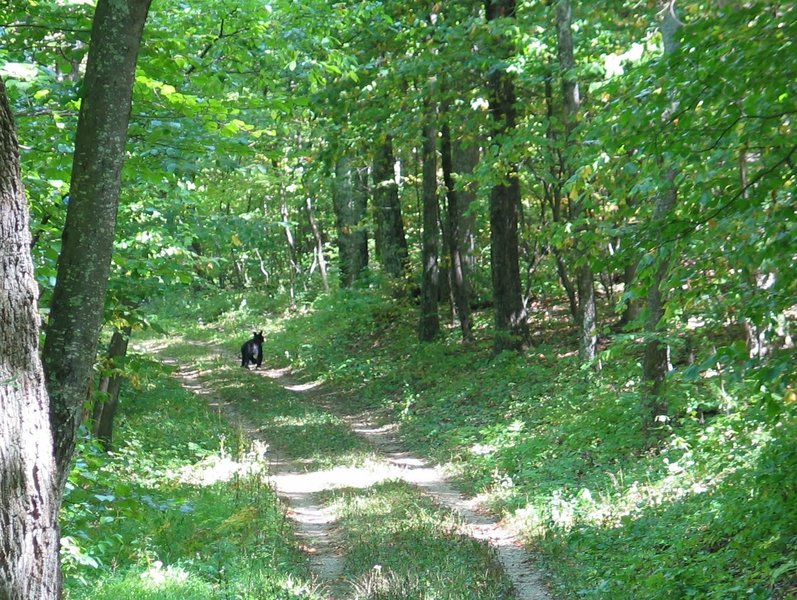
241 331 264 369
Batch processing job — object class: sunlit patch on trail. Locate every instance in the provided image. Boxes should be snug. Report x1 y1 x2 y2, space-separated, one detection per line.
177 439 269 486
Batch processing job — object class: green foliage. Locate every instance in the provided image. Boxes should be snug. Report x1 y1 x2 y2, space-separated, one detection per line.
61 354 319 599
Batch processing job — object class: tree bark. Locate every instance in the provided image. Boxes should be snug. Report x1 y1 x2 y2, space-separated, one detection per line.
41 0 152 493
92 326 131 451
419 105 441 342
485 0 528 353
441 122 472 340
556 0 597 362
372 136 408 279
305 195 330 292
0 77 61 600
332 157 369 287
280 200 300 307
642 1 681 429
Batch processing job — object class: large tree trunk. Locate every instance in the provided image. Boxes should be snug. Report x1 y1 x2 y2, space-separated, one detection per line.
642 1 681 429
332 157 369 287
91 326 132 451
419 110 441 342
41 0 152 493
556 0 597 362
441 122 472 341
485 0 528 353
372 136 408 279
0 78 61 600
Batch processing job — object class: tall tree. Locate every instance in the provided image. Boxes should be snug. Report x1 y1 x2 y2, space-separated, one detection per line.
441 122 474 341
91 326 132 451
332 156 369 287
555 0 597 362
642 0 681 429
0 78 60 600
485 0 528 353
372 136 409 279
419 98 441 342
41 0 152 492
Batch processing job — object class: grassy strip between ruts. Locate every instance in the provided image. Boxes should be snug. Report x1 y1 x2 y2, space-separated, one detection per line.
158 334 519 599
322 480 515 600
61 344 321 600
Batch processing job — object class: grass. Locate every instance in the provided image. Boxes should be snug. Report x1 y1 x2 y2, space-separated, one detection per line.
61 350 321 600
142 321 518 599
326 480 515 599
151 285 797 599
68 285 797 599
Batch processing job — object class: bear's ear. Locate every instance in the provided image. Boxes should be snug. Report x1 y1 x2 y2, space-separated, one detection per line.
252 331 258 336
258 330 263 335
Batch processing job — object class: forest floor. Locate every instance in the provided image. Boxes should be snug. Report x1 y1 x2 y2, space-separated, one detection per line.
169 342 552 600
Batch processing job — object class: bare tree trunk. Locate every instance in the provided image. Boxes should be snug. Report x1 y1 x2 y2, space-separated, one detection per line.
441 122 472 340
92 327 131 451
543 72 579 322
372 136 409 279
419 103 441 342
617 258 642 329
305 196 330 292
0 77 61 600
281 200 300 307
643 1 681 430
332 157 369 287
41 0 152 493
485 0 528 353
556 0 597 362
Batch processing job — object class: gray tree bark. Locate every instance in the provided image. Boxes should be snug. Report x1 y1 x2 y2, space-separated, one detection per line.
642 1 681 429
41 0 152 493
305 195 330 292
372 136 408 279
0 77 61 600
332 157 369 287
556 0 597 363
441 122 474 341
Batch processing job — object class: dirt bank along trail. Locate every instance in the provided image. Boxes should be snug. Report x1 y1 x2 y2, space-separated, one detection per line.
171 345 553 600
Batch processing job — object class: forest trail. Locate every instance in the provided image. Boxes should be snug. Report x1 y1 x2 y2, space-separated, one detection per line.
170 345 552 600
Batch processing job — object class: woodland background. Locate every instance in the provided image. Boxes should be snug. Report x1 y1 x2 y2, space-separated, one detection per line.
0 0 795 598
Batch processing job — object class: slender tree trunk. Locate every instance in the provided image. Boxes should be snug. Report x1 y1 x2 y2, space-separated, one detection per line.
556 0 597 362
451 135 478 276
281 200 300 307
305 196 330 292
0 77 61 600
643 1 681 429
332 157 369 287
485 0 528 353
617 258 642 329
372 136 408 279
544 71 579 322
441 122 472 340
41 0 152 493
419 106 441 342
91 327 131 451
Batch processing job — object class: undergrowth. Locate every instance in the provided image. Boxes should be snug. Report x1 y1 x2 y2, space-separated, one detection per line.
61 348 320 600
151 285 797 599
326 480 515 599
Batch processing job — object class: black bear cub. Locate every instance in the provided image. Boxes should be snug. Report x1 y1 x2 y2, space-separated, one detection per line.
241 331 264 369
